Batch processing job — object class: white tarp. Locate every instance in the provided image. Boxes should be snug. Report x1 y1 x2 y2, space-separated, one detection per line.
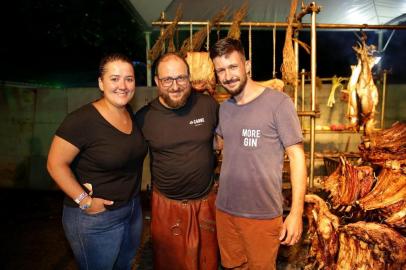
126 0 406 29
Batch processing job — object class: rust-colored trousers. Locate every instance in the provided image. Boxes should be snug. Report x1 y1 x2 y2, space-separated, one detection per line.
151 188 219 270
216 209 283 270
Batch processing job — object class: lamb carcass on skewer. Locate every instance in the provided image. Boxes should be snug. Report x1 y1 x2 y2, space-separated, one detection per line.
357 168 406 228
353 40 379 136
337 221 406 270
359 121 406 167
304 194 340 270
345 35 379 135
385 203 406 229
322 156 375 209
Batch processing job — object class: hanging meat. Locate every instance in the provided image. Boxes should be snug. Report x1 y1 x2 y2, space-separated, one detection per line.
257 78 285 91
327 76 344 108
322 157 375 208
346 59 362 128
226 1 248 40
304 194 340 270
346 35 379 135
148 7 183 62
337 222 406 270
355 41 379 135
185 52 216 95
359 121 406 168
179 9 227 95
281 0 299 89
179 8 227 55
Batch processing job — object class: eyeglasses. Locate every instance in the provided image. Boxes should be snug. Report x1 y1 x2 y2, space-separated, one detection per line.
158 75 189 87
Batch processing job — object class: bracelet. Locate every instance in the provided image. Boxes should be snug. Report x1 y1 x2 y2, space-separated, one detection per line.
74 191 88 205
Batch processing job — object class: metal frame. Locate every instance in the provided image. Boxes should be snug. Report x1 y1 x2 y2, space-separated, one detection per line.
147 1 405 188
151 21 406 30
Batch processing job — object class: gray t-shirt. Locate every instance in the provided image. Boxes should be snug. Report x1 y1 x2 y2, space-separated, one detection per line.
216 88 303 219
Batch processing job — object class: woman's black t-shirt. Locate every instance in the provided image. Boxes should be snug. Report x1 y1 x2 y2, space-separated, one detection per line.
56 103 147 209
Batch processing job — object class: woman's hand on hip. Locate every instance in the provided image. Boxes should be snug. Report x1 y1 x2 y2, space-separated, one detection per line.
85 197 114 214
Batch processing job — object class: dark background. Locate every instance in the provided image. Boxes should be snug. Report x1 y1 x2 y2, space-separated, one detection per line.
0 0 146 87
0 0 405 87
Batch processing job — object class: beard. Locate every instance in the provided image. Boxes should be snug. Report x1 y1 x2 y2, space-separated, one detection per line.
222 73 248 97
159 85 191 109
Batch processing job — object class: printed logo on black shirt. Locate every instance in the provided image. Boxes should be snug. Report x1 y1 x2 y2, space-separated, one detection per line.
189 117 205 126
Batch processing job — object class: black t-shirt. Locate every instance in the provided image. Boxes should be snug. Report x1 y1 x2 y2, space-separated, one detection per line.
135 92 219 200
56 103 147 209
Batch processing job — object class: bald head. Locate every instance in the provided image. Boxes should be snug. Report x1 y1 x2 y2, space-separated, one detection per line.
155 53 190 78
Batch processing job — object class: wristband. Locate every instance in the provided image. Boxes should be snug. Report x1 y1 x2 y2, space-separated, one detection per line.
74 191 88 205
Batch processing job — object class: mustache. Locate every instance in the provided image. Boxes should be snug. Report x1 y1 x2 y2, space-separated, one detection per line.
223 78 240 85
168 89 183 93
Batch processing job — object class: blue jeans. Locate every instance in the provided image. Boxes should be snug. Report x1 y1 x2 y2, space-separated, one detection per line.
62 196 143 270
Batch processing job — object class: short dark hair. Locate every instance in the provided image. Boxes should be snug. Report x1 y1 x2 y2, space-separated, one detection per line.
209 38 246 59
99 53 133 78
154 52 190 77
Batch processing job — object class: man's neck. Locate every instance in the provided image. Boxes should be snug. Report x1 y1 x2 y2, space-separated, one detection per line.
233 80 265 105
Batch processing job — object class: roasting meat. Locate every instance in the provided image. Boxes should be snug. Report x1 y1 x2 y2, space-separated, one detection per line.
305 193 406 269
185 52 216 95
358 168 405 210
309 123 406 268
337 222 406 270
305 194 340 269
357 168 406 228
322 157 375 208
364 122 406 151
385 203 406 229
359 122 406 167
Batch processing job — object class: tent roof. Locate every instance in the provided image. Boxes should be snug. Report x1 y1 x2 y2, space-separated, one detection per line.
124 0 406 30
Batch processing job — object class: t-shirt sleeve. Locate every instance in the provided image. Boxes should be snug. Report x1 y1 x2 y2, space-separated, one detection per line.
215 124 222 137
215 104 223 138
208 98 221 149
55 110 88 150
210 97 220 130
275 97 303 148
134 105 147 131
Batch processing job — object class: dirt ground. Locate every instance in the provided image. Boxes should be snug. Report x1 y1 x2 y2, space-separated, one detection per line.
0 188 152 270
0 189 77 269
0 188 307 270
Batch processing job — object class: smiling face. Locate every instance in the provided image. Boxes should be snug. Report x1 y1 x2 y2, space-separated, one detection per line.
212 51 250 97
154 54 191 109
98 60 135 108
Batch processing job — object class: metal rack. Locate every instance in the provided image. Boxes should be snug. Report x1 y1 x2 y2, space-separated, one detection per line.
148 1 406 188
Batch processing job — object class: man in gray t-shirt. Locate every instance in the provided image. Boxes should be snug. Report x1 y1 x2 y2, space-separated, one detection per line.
210 38 307 270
